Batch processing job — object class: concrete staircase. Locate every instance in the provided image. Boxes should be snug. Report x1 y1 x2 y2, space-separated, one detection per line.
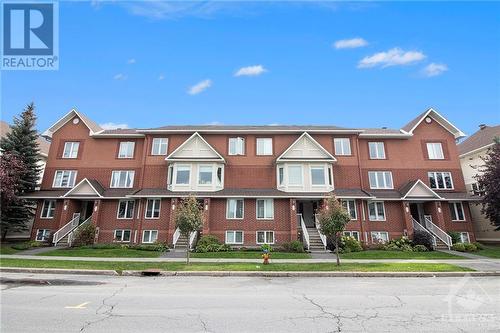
434 238 450 250
306 227 326 252
175 233 189 249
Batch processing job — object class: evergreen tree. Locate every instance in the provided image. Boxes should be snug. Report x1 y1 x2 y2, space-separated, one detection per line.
0 103 42 239
476 137 500 230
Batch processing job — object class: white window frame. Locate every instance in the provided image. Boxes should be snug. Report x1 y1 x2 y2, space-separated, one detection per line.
288 165 303 185
341 200 357 220
459 232 470 243
118 141 135 159
117 200 135 219
114 229 131 242
368 142 386 159
229 137 245 155
278 166 284 186
62 141 79 159
310 165 327 186
35 229 51 241
343 231 360 241
225 230 244 244
142 230 158 244
427 142 444 160
256 199 274 220
145 199 161 219
334 138 351 155
226 199 244 219
40 200 56 219
428 171 454 190
450 202 466 221
368 201 386 221
256 231 275 244
368 171 394 189
110 170 135 188
371 231 389 243
175 165 191 185
198 164 213 185
256 138 273 155
53 170 77 188
151 138 168 156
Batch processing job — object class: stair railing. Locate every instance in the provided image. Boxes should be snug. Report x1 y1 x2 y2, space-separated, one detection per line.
189 230 198 250
314 214 327 250
424 215 452 249
53 214 81 246
172 227 181 248
298 214 310 250
67 215 93 247
411 217 437 248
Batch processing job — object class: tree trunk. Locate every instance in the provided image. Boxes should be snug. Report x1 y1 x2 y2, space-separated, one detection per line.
2 228 8 242
186 233 190 265
335 234 340 266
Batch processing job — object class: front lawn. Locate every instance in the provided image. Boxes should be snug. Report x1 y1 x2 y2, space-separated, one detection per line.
0 258 473 272
191 251 311 259
0 245 20 255
476 244 500 259
341 250 465 260
39 247 163 258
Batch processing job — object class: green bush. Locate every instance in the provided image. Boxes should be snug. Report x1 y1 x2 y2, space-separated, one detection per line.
195 235 231 253
196 235 220 248
11 242 31 250
280 240 305 253
452 243 466 252
260 244 273 253
340 236 363 253
473 242 484 250
71 223 96 247
413 244 428 252
383 236 412 251
412 230 434 250
448 231 461 244
464 243 478 252
132 243 169 252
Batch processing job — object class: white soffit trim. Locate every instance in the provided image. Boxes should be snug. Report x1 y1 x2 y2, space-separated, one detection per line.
165 132 225 162
401 179 443 200
63 178 103 198
407 108 466 139
42 108 103 138
276 132 337 162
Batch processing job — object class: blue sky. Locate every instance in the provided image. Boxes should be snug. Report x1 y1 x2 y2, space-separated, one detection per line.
2 1 499 137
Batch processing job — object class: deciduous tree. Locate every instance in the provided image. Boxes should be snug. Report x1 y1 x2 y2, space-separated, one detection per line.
174 196 203 264
476 137 500 230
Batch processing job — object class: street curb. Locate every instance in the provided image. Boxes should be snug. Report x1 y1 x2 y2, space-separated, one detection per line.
0 267 119 276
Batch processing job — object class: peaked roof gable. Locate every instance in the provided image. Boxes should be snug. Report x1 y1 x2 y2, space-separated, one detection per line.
401 108 466 139
166 132 225 162
277 132 336 162
400 180 442 200
42 109 103 138
63 178 104 198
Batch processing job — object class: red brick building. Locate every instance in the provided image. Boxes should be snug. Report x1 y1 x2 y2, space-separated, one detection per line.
26 108 478 250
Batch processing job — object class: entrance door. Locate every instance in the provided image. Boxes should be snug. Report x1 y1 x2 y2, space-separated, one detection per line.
409 203 425 223
299 201 317 227
80 201 94 221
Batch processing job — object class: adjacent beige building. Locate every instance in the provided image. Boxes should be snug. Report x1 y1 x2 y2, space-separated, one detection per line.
459 124 500 243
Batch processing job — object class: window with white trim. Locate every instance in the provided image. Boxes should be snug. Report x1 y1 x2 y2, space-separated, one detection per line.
110 170 135 188
145 199 161 219
450 202 465 221
53 170 77 188
229 137 245 155
151 138 168 155
426 142 444 160
227 199 244 219
117 200 135 219
62 142 79 158
256 199 274 219
225 231 243 244
142 230 158 244
256 231 274 244
368 171 393 189
35 229 51 241
256 138 273 155
278 167 284 186
175 165 191 185
198 165 213 185
167 165 173 185
118 141 135 158
311 166 326 185
343 231 360 241
341 200 357 220
428 172 453 190
288 165 303 185
216 166 223 186
371 231 389 243
114 229 131 242
40 200 56 219
459 232 470 243
368 201 386 221
334 138 351 155
368 142 386 159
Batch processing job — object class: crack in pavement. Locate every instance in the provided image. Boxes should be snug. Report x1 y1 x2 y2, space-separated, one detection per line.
301 294 342 332
80 284 127 332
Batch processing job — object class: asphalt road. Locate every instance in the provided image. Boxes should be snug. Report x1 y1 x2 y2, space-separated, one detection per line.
1 273 499 332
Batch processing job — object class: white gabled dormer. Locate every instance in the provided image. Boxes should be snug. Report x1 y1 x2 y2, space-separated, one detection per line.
276 132 336 193
165 132 225 192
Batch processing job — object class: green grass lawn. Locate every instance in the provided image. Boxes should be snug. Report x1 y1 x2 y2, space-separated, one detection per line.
191 251 311 259
340 250 465 260
39 247 163 258
0 245 20 255
476 244 500 259
0 258 472 272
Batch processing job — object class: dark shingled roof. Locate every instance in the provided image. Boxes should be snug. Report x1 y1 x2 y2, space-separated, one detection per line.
458 125 500 155
401 110 428 132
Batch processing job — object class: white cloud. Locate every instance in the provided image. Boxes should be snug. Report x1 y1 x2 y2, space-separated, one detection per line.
333 38 368 49
422 63 448 77
158 74 165 80
188 79 212 95
127 58 136 64
358 48 426 68
113 73 127 80
205 121 223 125
234 65 267 77
100 122 130 130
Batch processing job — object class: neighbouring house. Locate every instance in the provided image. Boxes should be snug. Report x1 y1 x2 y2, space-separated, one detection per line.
23 108 479 250
1 120 51 240
458 124 500 244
